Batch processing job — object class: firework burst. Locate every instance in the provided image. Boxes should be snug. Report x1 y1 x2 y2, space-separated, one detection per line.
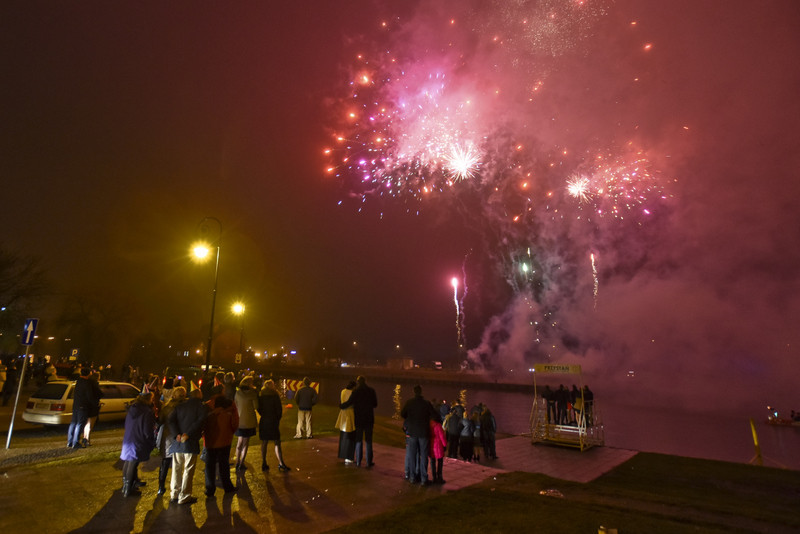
445 144 481 181
566 174 592 203
325 0 673 366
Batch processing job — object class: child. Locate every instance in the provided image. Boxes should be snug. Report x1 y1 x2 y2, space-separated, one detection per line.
429 416 448 484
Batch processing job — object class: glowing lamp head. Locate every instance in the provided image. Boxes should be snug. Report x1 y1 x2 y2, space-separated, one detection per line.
232 303 245 315
451 277 459 288
192 242 212 261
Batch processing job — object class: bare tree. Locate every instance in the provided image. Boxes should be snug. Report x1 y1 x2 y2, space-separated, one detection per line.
0 246 49 354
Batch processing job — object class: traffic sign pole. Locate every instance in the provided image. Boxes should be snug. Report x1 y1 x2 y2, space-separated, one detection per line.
6 345 31 449
6 318 38 449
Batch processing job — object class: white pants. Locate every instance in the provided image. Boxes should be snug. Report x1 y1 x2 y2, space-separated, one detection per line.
170 452 197 503
295 410 312 438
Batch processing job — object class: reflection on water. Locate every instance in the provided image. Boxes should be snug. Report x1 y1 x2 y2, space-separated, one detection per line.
458 389 468 410
392 384 402 420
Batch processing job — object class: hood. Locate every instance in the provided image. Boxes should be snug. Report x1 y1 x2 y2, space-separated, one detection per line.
127 401 152 420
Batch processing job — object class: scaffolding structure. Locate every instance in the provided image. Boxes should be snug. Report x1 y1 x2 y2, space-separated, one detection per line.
529 363 604 451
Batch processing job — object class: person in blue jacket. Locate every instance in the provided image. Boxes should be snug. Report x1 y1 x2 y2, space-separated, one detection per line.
120 390 156 497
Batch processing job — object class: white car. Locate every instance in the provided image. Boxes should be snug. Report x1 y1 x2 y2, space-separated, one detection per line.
22 380 141 426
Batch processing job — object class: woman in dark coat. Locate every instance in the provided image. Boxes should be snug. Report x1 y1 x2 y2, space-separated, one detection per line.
120 391 156 497
257 379 290 472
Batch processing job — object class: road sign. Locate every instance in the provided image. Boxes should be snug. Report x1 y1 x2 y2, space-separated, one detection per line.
21 318 38 346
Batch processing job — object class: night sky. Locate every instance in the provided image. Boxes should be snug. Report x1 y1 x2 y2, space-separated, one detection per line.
2 1 799 415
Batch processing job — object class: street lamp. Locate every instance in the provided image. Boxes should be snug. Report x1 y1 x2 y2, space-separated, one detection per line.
232 302 245 356
191 216 222 369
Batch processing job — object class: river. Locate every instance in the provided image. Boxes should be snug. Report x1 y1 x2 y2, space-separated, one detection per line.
314 377 800 471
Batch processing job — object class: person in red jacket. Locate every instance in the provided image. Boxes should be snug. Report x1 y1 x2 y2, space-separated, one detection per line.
203 395 239 497
428 415 448 484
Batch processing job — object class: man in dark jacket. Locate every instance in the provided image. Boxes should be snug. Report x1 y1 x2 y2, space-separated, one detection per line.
480 406 498 460
340 375 378 467
555 384 570 425
67 367 102 449
294 377 317 439
168 388 208 505
444 405 461 459
400 385 437 484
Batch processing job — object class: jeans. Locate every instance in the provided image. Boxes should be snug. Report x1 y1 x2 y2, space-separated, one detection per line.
354 425 373 466
404 436 429 483
67 408 88 447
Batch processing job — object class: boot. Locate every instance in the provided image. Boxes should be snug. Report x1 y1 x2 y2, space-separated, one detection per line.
158 460 168 495
122 478 141 497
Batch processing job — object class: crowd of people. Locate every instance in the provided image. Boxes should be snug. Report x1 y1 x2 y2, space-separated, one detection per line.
540 384 594 426
112 370 296 504
57 366 507 501
400 385 498 485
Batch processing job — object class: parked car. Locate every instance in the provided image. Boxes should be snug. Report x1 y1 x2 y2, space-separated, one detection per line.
22 380 141 426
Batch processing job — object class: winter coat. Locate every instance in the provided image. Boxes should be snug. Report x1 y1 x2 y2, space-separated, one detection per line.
335 388 355 432
157 397 183 457
257 388 283 441
204 399 239 449
295 385 318 411
429 419 447 459
120 400 156 462
340 383 378 428
445 411 461 436
459 416 475 438
400 395 436 438
234 386 259 430
168 396 208 455
73 376 101 413
480 410 497 441
86 377 102 418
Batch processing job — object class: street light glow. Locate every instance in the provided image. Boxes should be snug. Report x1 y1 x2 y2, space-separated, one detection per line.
192 242 212 260
232 302 245 315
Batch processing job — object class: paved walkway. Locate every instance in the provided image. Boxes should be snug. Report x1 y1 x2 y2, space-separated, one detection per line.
0 431 636 534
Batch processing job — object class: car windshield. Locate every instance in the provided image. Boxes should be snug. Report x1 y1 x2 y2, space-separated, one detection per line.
31 383 69 400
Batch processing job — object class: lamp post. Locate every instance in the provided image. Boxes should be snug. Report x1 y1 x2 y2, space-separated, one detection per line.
232 302 245 357
192 217 222 369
